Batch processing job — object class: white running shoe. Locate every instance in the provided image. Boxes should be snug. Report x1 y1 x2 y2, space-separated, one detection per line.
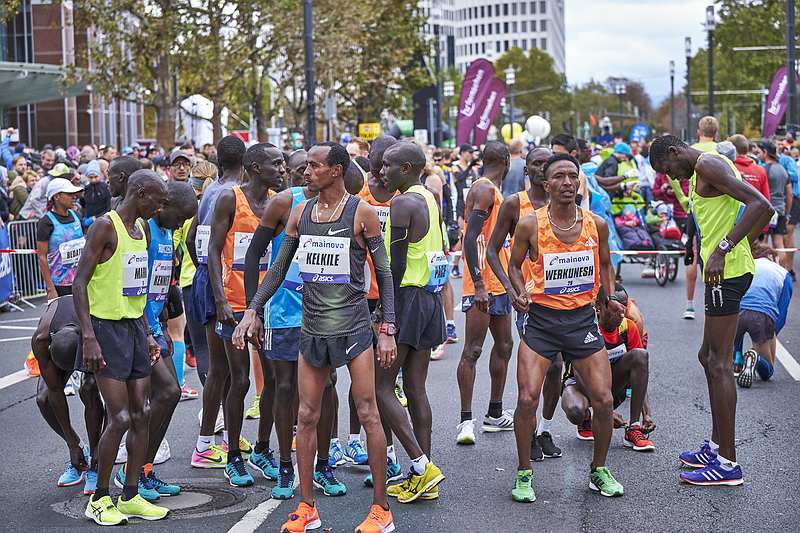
115 439 128 464
737 350 757 389
456 419 476 445
482 410 515 432
683 306 696 320
197 407 226 434
154 439 171 464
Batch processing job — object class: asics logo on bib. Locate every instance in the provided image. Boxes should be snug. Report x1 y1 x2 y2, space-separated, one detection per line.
328 227 348 236
312 274 335 282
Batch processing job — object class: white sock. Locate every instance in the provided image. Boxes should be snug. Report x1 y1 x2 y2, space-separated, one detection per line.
349 433 361 444
222 431 229 443
447 320 455 327
410 454 429 475
330 437 339 446
717 454 737 469
537 417 553 435
387 445 397 463
687 300 694 308
709 439 720 452
197 435 214 452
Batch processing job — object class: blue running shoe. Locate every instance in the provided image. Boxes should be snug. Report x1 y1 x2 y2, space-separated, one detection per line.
57 461 84 487
327 440 347 468
313 465 347 496
248 448 279 481
679 440 718 468
83 468 97 495
345 439 369 465
363 458 403 487
756 356 774 381
147 470 181 496
113 468 160 502
272 466 295 500
446 323 459 344
224 456 255 487
680 460 743 486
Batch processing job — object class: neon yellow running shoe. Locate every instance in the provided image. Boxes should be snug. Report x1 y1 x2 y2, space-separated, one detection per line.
387 478 411 498
394 384 407 407
397 462 445 503
419 483 439 500
245 395 261 420
116 494 169 521
85 495 127 526
221 436 254 458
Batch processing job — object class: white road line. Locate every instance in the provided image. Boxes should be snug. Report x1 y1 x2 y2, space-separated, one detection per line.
0 317 39 323
0 369 30 390
0 336 31 343
227 465 299 533
776 340 800 381
0 325 36 330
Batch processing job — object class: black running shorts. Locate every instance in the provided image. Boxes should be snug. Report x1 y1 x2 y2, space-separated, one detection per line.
166 284 184 319
396 286 446 351
262 327 301 362
300 327 374 369
704 273 753 317
521 303 604 361
735 309 775 345
77 316 152 381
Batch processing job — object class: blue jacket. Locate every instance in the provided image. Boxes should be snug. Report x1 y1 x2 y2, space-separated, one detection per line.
741 258 793 333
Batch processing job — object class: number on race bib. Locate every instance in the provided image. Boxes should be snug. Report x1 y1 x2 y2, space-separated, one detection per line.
123 252 149 296
297 235 351 283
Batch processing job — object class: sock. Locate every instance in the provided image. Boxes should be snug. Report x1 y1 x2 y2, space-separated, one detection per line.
488 401 503 419
686 300 694 309
386 445 397 464
709 439 720 452
93 487 109 500
330 437 339 447
348 433 361 444
447 320 455 327
223 431 229 444
538 417 553 435
717 454 737 470
122 485 138 501
756 356 774 381
143 463 153 477
197 435 214 452
254 441 269 454
410 454 429 475
227 449 241 463
460 411 472 423
315 457 328 472
734 351 744 367
172 341 186 387
279 458 293 474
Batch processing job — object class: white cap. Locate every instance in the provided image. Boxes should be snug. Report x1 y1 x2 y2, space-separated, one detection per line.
46 177 84 200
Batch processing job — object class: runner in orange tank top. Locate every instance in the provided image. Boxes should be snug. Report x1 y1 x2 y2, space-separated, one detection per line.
455 142 515 445
507 153 625 501
208 143 284 485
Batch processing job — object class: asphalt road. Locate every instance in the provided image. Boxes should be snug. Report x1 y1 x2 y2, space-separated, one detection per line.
1 260 799 533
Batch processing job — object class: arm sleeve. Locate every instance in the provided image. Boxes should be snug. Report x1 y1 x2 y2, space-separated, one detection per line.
776 273 793 333
389 225 409 296
367 234 395 325
249 235 298 310
245 225 276 306
464 209 489 283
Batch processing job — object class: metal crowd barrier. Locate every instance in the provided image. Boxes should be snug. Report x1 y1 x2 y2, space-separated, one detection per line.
7 219 46 308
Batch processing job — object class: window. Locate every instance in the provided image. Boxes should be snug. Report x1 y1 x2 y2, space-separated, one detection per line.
482 42 486 53
496 40 501 51
481 5 485 17
540 19 547 31
530 1 536 13
488 24 493 34
512 2 517 15
540 1 546 14
504 22 509 33
531 38 537 48
521 2 527 14
522 40 528 50
496 22 501 32
530 20 536 31
541 37 547 50
495 4 500 16
503 3 509 16
504 40 510 51
513 39 518 47
512 21 517 32
521 21 527 32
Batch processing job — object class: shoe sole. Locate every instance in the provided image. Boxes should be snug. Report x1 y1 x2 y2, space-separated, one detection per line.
446 338 458 344
355 521 394 533
58 476 84 487
511 493 536 503
737 351 756 389
191 460 226 469
84 509 127 526
313 480 347 496
589 481 623 497
623 441 655 452
679 459 706 468
543 452 563 458
271 490 295 500
482 425 514 433
532 455 544 462
247 459 278 481
223 470 254 487
680 477 744 486
281 519 323 533
397 473 445 503
683 314 695 320
119 511 169 521
576 435 594 441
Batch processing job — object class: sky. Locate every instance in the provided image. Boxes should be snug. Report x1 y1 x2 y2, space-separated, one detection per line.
565 0 710 107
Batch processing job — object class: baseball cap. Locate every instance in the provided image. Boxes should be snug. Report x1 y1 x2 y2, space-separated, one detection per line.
48 163 71 177
170 151 193 165
46 177 84 200
613 142 632 156
459 143 475 153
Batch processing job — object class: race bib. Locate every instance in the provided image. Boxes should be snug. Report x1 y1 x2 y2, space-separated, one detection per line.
425 251 449 293
196 225 211 262
59 237 85 265
298 235 351 283
148 259 172 301
542 250 595 295
122 251 149 296
281 253 304 292
233 232 270 271
607 342 626 362
375 206 390 236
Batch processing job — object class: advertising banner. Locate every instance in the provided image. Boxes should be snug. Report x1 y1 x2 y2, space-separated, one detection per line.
456 59 495 145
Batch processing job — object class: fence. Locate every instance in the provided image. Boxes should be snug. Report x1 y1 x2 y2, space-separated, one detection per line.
6 219 45 307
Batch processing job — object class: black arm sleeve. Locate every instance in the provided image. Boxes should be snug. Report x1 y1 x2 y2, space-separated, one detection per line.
367 235 395 325
389 225 409 296
464 209 489 283
245 225 276 306
249 235 298 311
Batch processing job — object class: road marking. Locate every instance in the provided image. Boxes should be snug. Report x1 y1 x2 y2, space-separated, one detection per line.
0 317 39 323
0 369 30 390
226 465 299 533
0 336 31 343
0 325 36 330
776 340 800 381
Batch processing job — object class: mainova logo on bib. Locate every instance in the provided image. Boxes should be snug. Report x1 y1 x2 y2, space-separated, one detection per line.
543 250 595 295
298 235 351 283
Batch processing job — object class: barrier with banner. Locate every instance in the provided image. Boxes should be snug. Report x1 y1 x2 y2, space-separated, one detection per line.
6 219 45 307
0 223 14 306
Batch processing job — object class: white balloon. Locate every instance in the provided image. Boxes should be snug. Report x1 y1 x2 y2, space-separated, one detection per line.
525 115 551 139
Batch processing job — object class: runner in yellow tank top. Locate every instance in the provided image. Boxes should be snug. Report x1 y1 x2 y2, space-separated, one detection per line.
72 170 169 525
456 141 515 445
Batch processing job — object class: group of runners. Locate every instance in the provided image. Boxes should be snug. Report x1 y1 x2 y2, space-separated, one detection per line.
29 123 777 532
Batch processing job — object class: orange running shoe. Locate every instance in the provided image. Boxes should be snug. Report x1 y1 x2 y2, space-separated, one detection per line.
354 504 394 533
281 501 321 533
25 352 40 377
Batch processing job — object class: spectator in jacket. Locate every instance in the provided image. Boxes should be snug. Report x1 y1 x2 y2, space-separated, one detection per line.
730 135 770 235
79 161 111 225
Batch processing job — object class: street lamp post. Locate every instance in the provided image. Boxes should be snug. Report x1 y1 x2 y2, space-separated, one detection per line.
303 0 315 144
615 83 626 136
706 5 716 117
685 36 692 142
669 60 676 134
443 80 454 146
432 7 443 146
787 0 797 134
505 66 516 134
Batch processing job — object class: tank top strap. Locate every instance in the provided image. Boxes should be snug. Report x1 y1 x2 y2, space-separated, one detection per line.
342 193 360 222
518 190 532 215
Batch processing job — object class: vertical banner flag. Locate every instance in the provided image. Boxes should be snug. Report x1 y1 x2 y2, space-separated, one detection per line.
456 59 495 145
472 78 507 145
0 223 14 305
763 66 799 138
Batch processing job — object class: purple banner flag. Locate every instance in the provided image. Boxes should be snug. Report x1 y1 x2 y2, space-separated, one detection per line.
763 66 799 138
456 59 495 145
472 78 506 146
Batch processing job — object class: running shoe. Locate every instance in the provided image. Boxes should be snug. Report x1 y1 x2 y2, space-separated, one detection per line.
511 469 535 503
215 409 225 434
83 468 97 495
154 439 171 464
115 441 128 464
364 457 403 487
272 466 295 500
683 305 696 320
24 351 40 377
63 382 76 396
430 344 445 361
387 477 411 498
456 419 476 445
577 416 594 441
531 436 543 462
313 464 347 496
345 439 369 465
679 440 718 468
245 395 261 419
185 349 197 368
680 460 743 486
328 440 348 468
394 384 407 407
623 424 655 452
58 461 85 487
114 468 160 502
292 435 297 452
446 323 459 344
538 431 563 458
147 470 181 496
221 436 254 458
281 502 320 533
248 448 279 480
733 350 745 376
181 384 199 401
756 356 774 381
589 466 624 497
354 504 395 533
737 349 757 389
191 444 227 468
482 410 514 432
397 462 444 503
224 455 255 487
85 495 127 526
419 484 439 500
116 494 169 521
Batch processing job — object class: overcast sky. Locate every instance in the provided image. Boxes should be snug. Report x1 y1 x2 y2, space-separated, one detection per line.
565 0 710 107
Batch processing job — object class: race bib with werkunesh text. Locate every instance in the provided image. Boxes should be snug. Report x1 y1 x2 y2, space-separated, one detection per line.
543 250 595 296
297 235 351 283
59 237 85 265
123 251 149 296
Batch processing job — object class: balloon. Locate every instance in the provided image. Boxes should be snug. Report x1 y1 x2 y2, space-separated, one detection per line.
525 115 551 139
501 122 524 143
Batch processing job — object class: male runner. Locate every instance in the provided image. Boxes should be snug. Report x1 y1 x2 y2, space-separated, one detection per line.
287 150 308 188
508 153 624 501
486 146 563 461
32 295 103 494
208 143 282 486
234 142 396 533
376 142 446 503
649 134 773 486
73 170 170 524
457 141 514 444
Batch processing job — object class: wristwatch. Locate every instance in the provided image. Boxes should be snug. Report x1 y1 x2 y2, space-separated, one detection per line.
379 323 397 336
717 237 735 254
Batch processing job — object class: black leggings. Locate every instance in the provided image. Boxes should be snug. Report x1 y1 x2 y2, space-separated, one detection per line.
182 285 209 385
